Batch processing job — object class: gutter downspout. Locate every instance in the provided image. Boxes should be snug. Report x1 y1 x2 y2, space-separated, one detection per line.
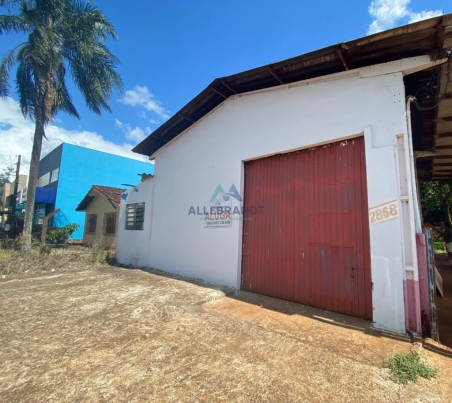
406 96 422 232
404 95 423 337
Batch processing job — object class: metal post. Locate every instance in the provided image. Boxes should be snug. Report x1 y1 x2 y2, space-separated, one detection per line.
10 155 21 217
40 209 60 252
423 228 439 341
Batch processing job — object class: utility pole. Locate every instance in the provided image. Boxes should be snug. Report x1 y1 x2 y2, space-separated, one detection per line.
10 155 21 217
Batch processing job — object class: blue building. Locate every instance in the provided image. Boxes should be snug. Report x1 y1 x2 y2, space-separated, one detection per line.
35 143 153 239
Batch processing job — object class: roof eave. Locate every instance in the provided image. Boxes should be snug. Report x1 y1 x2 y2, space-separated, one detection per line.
133 14 452 158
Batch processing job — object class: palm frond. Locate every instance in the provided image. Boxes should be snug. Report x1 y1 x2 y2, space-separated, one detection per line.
0 0 22 7
52 62 79 119
0 46 19 96
2 0 122 121
66 0 118 43
0 14 29 34
66 1 123 109
16 58 36 120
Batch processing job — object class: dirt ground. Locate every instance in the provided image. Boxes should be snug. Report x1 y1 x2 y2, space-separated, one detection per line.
0 267 451 403
436 253 452 349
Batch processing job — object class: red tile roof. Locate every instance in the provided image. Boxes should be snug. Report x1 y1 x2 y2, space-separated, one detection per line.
92 185 127 205
75 185 127 211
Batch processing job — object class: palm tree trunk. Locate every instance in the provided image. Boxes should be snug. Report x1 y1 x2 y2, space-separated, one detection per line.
21 117 45 253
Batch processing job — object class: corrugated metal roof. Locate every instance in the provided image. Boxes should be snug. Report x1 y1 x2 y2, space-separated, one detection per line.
133 14 452 165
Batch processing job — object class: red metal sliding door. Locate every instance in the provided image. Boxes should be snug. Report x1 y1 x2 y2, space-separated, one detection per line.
241 137 372 319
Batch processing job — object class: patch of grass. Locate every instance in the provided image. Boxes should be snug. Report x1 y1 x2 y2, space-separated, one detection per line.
0 249 13 260
384 351 438 385
84 238 116 265
433 241 445 253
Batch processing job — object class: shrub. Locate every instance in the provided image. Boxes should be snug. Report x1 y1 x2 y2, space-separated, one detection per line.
384 351 438 384
84 237 115 265
46 224 79 245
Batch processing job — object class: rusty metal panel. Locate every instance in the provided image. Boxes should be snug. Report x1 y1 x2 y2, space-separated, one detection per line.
241 152 295 301
424 228 439 341
242 137 372 319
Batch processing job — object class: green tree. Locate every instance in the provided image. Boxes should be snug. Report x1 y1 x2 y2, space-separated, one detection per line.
0 0 123 253
420 181 452 225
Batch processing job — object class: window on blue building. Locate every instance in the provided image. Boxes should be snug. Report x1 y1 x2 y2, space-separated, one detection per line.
50 168 59 183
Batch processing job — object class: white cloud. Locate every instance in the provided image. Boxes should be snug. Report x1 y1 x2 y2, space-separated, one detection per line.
0 97 150 177
115 118 151 144
126 127 147 143
149 119 159 125
119 85 170 119
367 0 442 35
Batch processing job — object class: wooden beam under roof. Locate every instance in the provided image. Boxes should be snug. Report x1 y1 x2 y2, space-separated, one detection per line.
435 145 452 151
221 80 237 94
423 131 452 141
420 93 452 103
437 18 444 50
424 117 452 124
337 46 349 71
178 113 195 123
268 66 285 85
210 86 228 99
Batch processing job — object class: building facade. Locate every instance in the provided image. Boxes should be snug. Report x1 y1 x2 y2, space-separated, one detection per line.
117 15 452 337
32 143 153 239
1 174 28 224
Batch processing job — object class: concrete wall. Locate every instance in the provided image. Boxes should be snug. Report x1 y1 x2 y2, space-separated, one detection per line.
81 189 119 248
117 179 154 266
7 174 28 199
53 143 153 239
117 59 432 334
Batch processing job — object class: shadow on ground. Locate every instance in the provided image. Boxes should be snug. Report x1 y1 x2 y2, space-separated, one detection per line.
126 264 407 344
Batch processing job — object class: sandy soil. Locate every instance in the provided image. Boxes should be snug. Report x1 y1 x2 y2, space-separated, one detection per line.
0 266 451 403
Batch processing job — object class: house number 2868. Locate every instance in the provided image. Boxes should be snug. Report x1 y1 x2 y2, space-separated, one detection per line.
369 201 399 225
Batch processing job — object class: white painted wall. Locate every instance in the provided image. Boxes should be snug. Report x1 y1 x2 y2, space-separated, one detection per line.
117 59 433 334
116 179 154 267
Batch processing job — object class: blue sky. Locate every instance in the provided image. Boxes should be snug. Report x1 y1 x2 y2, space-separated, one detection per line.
1 0 451 172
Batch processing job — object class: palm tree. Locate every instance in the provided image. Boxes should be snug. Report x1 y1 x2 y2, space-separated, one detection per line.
0 0 123 252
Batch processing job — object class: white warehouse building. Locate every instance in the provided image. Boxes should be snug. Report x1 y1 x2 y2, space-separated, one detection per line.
117 15 452 339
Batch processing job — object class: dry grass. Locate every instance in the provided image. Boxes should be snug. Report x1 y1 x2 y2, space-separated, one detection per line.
0 245 112 277
0 267 451 402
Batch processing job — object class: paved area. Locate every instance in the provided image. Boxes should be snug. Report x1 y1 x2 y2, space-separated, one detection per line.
0 266 451 402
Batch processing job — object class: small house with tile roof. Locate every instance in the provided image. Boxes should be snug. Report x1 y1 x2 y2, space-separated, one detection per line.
76 185 126 248
22 143 153 239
